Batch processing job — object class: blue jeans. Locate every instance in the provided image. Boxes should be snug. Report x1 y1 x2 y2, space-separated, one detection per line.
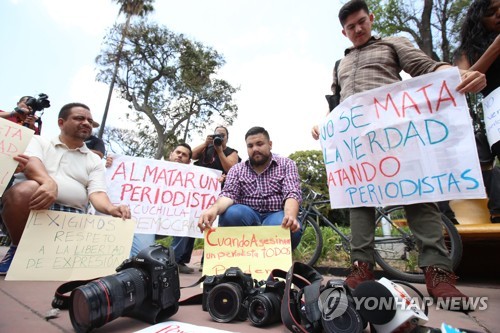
219 204 302 249
171 236 195 264
130 233 155 257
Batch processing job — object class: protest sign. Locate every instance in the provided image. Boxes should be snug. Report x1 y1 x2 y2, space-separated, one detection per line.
0 117 34 196
134 321 237 333
6 210 135 281
482 86 500 148
202 226 292 281
320 68 485 208
106 155 222 238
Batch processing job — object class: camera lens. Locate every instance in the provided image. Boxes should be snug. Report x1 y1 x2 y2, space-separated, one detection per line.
213 136 223 146
247 292 282 326
207 282 247 323
69 268 148 333
321 305 364 333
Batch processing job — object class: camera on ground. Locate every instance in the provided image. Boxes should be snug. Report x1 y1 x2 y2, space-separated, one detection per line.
247 279 285 327
202 267 256 323
318 279 365 333
69 244 180 333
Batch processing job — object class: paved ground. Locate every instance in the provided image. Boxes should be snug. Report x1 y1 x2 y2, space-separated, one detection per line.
0 247 498 333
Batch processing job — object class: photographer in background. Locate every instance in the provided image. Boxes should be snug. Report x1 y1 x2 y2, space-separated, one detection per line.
192 126 240 180
0 96 44 134
190 126 240 271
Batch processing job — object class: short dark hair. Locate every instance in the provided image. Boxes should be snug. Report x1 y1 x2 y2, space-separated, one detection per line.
245 126 270 140
18 96 32 103
58 103 90 120
215 125 229 139
176 142 193 159
339 0 369 26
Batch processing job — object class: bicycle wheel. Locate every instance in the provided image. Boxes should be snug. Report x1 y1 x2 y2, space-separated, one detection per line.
293 216 323 266
373 206 463 283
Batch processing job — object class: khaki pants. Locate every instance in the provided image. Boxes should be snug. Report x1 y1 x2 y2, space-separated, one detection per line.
349 202 452 271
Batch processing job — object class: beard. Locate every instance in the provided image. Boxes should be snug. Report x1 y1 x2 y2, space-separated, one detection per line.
249 152 271 166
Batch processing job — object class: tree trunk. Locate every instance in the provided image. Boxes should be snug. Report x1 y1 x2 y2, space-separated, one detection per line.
98 17 131 139
419 0 436 60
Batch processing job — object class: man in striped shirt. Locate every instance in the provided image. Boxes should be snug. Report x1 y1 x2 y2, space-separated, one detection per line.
198 126 302 249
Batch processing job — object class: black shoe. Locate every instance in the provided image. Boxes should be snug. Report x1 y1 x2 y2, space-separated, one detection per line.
491 216 500 223
178 263 194 274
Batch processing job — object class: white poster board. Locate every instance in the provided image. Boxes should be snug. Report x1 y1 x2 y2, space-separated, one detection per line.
320 68 485 208
106 155 221 238
482 86 500 148
6 210 135 281
0 118 34 196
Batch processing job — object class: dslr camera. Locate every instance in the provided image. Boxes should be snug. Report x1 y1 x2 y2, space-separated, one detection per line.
202 267 256 323
318 279 365 333
24 93 51 113
210 133 224 146
69 244 180 333
247 279 285 327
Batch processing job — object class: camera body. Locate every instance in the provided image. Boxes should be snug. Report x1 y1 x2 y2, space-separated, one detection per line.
211 134 224 146
25 93 51 113
247 279 285 327
116 244 180 311
318 279 365 333
202 267 255 322
69 244 180 333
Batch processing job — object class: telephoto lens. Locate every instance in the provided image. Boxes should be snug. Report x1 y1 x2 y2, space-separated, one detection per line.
69 245 180 333
70 268 148 333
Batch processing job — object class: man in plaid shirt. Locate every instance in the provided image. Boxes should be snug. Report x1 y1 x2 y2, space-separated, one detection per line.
198 126 302 249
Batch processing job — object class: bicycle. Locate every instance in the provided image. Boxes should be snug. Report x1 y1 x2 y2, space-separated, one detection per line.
292 185 463 283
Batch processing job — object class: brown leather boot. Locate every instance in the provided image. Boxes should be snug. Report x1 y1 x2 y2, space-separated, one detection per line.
424 266 469 311
345 261 375 289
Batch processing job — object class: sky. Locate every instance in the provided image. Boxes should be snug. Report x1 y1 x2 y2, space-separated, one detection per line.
0 0 353 158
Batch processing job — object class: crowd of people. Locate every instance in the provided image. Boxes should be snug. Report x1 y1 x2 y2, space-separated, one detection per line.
0 0 498 315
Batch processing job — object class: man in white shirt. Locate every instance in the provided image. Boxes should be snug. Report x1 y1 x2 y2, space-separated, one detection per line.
0 102 131 275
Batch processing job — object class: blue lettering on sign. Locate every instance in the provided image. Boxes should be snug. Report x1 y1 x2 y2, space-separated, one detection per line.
343 170 480 205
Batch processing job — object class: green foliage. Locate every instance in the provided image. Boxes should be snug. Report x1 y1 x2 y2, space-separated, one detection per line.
97 21 239 159
113 0 155 18
365 0 472 62
317 226 351 267
289 150 350 226
289 150 327 193
155 236 204 251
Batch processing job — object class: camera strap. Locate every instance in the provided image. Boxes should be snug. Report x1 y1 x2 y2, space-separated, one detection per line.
279 261 324 333
51 278 99 309
177 275 208 306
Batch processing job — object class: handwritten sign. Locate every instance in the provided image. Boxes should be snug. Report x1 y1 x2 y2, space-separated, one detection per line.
320 68 485 208
106 155 222 238
202 226 292 281
6 210 135 281
134 321 238 333
0 118 34 196
482 86 500 148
